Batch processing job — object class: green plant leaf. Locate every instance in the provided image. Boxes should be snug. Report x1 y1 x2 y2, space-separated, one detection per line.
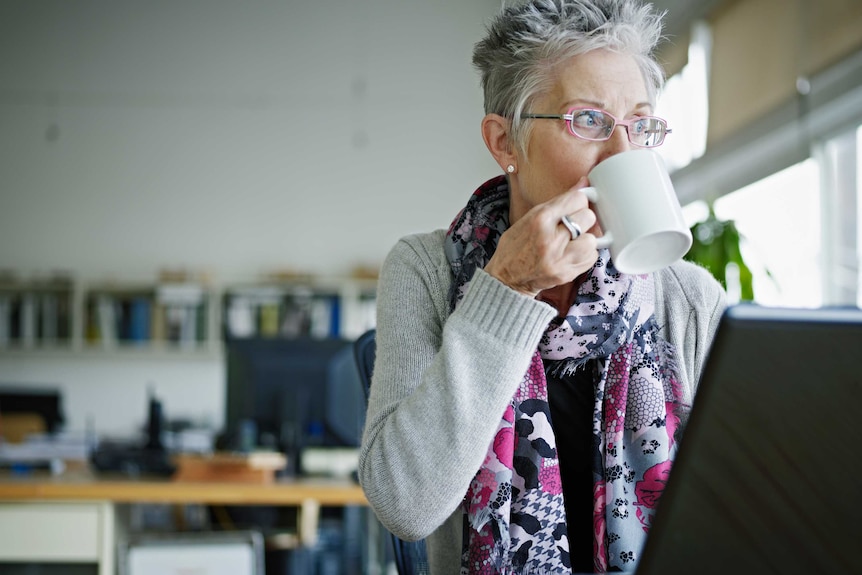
721 221 755 300
686 212 729 286
683 205 760 301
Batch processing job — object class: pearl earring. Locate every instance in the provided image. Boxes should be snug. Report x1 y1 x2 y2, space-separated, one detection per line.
507 164 516 174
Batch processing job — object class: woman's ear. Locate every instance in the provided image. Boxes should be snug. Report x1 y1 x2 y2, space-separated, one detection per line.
481 113 518 174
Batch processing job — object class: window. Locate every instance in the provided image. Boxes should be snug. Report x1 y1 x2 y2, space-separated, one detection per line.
656 22 710 172
856 124 862 308
661 20 862 309
710 160 822 307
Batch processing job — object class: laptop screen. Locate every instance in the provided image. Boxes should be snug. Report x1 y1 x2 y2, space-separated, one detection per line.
637 304 862 574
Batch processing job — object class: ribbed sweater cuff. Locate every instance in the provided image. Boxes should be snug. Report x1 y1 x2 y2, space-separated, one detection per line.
456 269 556 351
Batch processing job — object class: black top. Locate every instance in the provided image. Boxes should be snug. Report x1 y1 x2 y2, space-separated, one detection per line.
547 359 599 574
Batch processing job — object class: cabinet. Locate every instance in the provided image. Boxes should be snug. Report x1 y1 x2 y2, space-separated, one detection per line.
0 273 376 356
0 501 115 574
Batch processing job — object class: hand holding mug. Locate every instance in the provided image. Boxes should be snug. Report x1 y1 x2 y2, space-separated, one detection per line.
486 181 598 297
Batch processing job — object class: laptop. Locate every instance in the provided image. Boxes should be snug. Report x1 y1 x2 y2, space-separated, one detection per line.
636 304 862 574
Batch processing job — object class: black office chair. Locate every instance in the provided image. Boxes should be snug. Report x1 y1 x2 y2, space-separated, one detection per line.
353 329 430 575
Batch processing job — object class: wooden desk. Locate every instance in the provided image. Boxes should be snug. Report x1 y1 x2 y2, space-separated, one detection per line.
0 470 367 505
0 471 368 574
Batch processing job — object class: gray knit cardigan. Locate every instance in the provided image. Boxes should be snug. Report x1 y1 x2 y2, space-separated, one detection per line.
358 229 726 574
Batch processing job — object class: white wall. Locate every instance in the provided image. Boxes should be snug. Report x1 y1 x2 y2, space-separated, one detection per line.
0 0 501 436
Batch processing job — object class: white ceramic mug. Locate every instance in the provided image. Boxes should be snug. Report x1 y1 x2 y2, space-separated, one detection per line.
579 149 692 275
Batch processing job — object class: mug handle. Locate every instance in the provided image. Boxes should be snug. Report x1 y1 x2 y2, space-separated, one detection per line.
579 187 612 249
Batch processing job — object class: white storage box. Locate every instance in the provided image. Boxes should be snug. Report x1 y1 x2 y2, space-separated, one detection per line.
119 530 264 575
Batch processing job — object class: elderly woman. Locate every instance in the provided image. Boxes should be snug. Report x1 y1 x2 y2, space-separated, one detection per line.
358 0 725 573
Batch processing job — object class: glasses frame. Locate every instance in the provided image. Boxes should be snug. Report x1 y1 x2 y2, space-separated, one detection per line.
521 107 672 148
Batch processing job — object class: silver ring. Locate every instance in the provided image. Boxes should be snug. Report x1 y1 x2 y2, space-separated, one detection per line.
560 215 582 241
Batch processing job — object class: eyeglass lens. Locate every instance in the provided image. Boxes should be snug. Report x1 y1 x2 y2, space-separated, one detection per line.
569 110 667 147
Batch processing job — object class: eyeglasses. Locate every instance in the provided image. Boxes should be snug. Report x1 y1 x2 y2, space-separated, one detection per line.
521 107 672 148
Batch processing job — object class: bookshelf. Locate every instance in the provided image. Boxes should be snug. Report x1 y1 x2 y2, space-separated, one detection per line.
0 274 376 356
222 277 377 342
0 274 75 351
82 282 215 352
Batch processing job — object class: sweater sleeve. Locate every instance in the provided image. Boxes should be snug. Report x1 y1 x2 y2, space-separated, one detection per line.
357 233 556 541
654 261 727 403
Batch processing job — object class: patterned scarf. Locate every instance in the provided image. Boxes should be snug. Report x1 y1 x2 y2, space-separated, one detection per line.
444 175 688 574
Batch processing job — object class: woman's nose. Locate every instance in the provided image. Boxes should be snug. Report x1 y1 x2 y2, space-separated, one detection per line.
597 125 632 162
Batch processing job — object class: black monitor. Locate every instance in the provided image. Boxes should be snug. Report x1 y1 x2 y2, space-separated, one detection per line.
0 386 65 434
224 337 365 453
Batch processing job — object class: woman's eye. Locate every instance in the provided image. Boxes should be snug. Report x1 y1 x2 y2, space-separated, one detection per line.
574 111 605 128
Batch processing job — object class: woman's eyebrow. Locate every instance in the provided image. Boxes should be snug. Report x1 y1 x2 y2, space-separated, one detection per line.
560 99 654 114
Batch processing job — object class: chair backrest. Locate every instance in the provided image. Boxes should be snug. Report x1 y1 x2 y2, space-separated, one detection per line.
353 328 377 401
353 329 429 575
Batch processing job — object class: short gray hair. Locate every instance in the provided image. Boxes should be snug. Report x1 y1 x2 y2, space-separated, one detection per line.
472 0 666 157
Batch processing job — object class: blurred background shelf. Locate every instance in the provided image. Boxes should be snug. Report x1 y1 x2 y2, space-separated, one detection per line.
0 273 376 358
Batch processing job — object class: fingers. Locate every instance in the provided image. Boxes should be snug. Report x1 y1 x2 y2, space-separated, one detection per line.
545 176 589 209
536 179 592 232
560 215 583 241
485 179 602 296
558 210 597 243
541 183 602 280
554 178 602 239
554 208 597 247
520 180 598 252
